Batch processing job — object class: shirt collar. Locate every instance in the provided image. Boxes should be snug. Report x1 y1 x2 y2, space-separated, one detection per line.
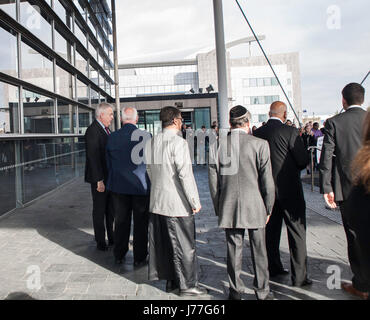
347 105 364 111
96 119 106 130
269 117 284 123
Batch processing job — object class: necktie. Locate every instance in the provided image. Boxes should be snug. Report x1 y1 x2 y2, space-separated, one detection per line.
105 127 110 135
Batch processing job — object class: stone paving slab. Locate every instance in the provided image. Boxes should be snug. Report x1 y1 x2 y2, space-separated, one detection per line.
0 166 360 300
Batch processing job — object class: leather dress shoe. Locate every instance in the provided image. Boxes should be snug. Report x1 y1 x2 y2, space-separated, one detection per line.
134 258 148 268
341 282 369 300
166 280 179 293
179 286 208 297
292 278 313 287
269 269 289 277
96 243 108 251
228 291 241 300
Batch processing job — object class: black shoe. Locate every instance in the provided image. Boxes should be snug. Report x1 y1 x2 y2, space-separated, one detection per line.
115 258 123 265
134 258 148 268
96 243 108 251
269 269 289 277
179 286 208 297
292 278 313 287
166 280 179 293
228 291 241 300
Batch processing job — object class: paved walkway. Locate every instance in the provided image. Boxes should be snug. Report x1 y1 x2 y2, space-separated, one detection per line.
0 166 359 300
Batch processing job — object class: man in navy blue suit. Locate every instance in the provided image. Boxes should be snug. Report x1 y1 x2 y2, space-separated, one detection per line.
106 107 152 266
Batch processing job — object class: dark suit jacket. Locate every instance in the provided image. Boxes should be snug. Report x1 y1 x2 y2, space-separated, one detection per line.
106 123 151 195
319 107 366 201
254 119 308 203
84 120 109 184
208 130 275 229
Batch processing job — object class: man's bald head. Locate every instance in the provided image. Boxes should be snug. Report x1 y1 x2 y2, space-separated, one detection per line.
121 107 138 124
269 101 287 122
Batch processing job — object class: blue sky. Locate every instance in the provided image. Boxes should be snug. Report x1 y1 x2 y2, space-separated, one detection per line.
116 0 369 115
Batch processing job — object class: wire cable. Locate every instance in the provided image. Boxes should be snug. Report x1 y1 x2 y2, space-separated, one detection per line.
234 0 302 127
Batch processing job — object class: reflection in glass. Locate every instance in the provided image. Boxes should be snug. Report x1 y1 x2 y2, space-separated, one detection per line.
22 137 85 203
0 0 16 20
75 50 87 76
90 88 99 107
74 22 86 47
77 79 88 104
54 30 73 63
0 82 19 134
57 100 74 134
23 89 55 134
54 0 70 26
90 65 99 86
56 64 73 98
20 1 52 47
0 140 16 216
78 107 91 134
21 41 54 92
0 26 18 78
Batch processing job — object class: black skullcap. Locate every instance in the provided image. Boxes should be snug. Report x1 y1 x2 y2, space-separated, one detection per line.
229 105 248 120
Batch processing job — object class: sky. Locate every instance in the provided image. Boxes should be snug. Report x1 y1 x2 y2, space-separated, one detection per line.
115 0 370 115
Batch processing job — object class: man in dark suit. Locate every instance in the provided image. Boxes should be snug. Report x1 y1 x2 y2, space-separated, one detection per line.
106 107 152 266
84 102 115 251
254 101 311 287
209 105 275 300
319 83 367 297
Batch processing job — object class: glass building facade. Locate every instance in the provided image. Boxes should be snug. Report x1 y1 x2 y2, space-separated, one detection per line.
0 0 115 217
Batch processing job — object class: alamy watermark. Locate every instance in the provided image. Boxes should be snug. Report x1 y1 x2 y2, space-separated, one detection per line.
327 5 341 30
326 264 341 289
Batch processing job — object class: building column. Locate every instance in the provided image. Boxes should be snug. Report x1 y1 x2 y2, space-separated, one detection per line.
212 0 229 129
111 0 121 130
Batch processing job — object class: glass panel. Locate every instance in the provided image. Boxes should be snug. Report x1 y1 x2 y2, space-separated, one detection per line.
194 108 210 130
89 41 97 61
0 26 18 78
20 1 52 48
54 0 67 25
74 22 86 47
78 107 91 134
249 78 257 87
0 0 16 20
90 65 99 86
54 29 72 63
73 0 84 16
90 87 99 106
23 90 54 134
257 78 264 87
258 114 268 123
271 78 278 86
55 64 73 98
75 50 88 76
21 41 54 92
264 77 272 86
0 140 16 215
21 137 85 204
57 100 74 134
76 79 88 104
0 81 19 134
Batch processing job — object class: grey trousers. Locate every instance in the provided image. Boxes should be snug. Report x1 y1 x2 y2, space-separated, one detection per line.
226 228 270 300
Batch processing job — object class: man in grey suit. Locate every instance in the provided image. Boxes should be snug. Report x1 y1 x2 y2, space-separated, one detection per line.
209 105 275 300
144 106 208 297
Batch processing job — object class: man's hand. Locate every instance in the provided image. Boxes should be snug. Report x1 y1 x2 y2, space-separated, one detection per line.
266 215 271 225
192 205 202 214
324 192 337 209
97 180 105 193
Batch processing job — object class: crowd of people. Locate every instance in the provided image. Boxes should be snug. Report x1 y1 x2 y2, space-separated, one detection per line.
84 82 369 300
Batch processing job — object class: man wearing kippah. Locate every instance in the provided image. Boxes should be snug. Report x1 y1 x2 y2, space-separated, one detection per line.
209 105 275 300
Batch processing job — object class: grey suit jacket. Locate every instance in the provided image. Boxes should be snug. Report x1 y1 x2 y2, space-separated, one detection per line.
145 128 201 217
208 129 275 229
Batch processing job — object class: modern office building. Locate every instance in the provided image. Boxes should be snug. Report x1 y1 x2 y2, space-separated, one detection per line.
0 0 115 217
119 37 303 128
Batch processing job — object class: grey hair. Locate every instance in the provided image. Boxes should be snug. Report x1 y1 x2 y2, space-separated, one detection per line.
121 107 138 122
230 110 251 128
95 102 113 118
